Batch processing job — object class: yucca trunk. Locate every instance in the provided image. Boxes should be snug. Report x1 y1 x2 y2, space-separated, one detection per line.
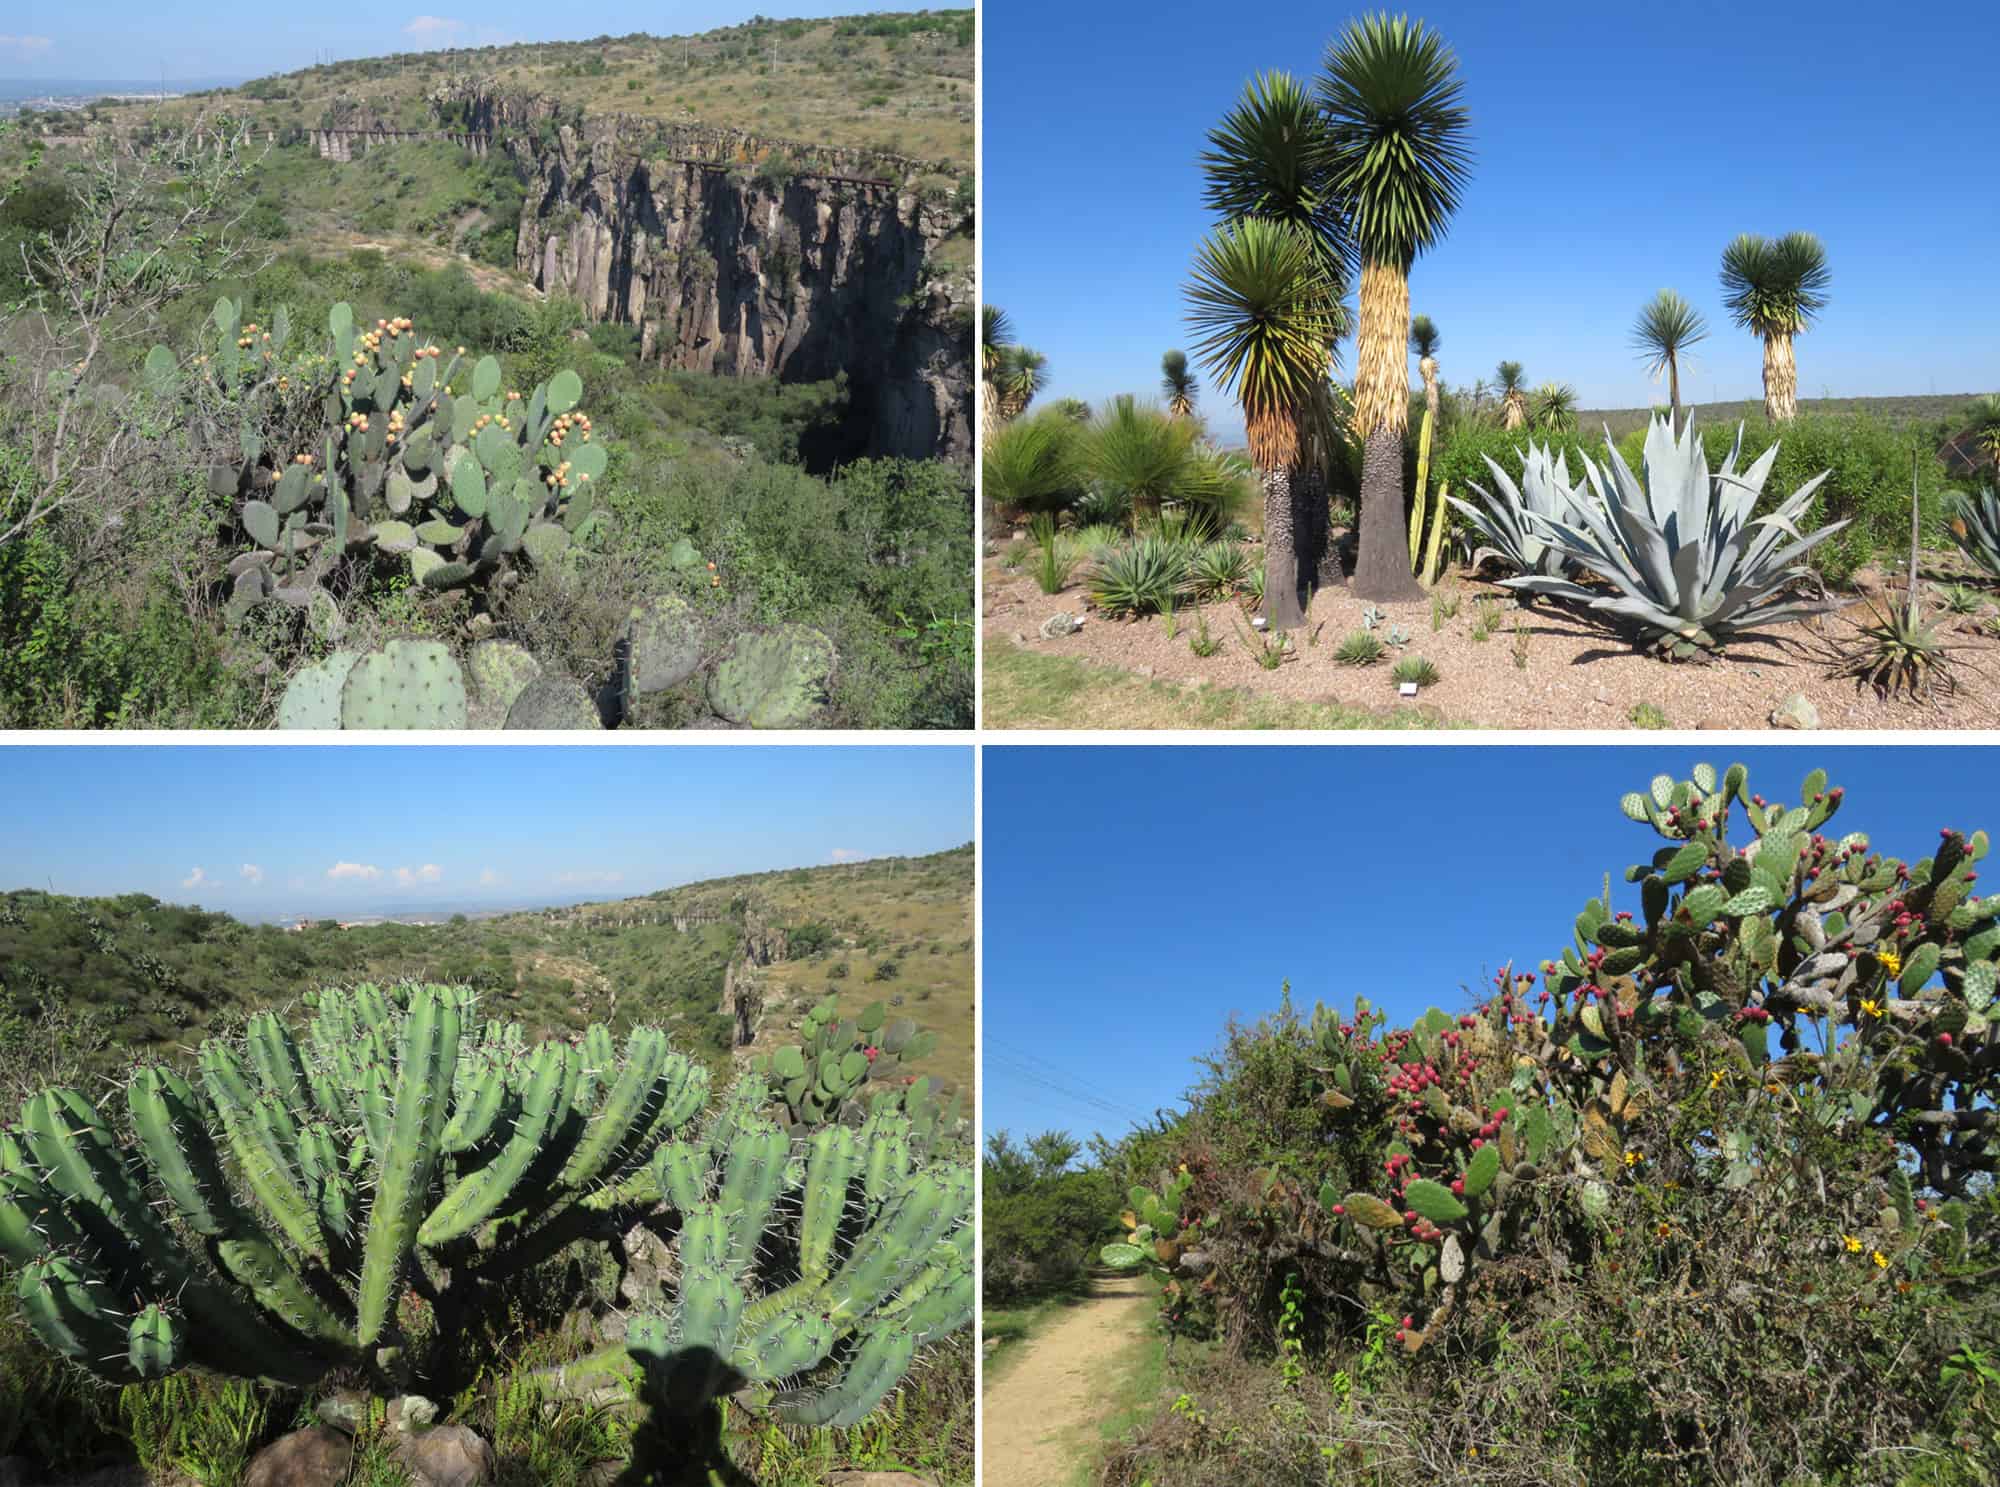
1260 464 1305 630
1133 489 1162 532
1502 393 1526 431
1419 357 1439 425
1763 332 1798 423
982 378 1004 432
1351 259 1424 601
1299 460 1342 589
1667 355 1682 431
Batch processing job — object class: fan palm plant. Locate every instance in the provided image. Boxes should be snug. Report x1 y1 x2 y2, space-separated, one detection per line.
981 304 1015 430
1198 68 1351 607
1085 394 1199 533
1186 215 1341 630
1497 360 1528 430
1631 289 1707 430
1719 231 1830 423
1160 350 1199 419
1532 381 1578 433
1318 13 1472 602
1410 314 1442 425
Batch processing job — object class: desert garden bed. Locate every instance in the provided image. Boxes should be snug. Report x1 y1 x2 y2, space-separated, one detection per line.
983 541 2000 730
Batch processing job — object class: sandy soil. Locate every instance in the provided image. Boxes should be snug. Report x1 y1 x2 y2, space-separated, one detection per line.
984 551 2000 731
983 1273 1153 1487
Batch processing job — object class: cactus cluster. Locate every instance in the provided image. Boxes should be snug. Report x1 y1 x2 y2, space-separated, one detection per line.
752 997 962 1149
1 984 706 1388
162 299 602 622
1109 760 2000 1354
597 1079 973 1429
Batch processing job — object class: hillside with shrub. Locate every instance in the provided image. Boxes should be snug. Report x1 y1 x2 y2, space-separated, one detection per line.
985 761 2000 1484
0 14 973 731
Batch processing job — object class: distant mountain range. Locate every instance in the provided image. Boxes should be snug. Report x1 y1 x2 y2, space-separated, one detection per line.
0 78 244 105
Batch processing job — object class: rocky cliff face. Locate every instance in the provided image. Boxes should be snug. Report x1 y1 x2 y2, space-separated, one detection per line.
435 83 972 464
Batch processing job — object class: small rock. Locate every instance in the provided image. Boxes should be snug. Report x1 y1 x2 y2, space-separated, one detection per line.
391 1424 496 1487
1038 612 1080 639
1010 631 1029 647
1134 664 1154 678
245 1426 355 1487
315 1389 369 1434
1770 692 1820 730
388 1395 439 1433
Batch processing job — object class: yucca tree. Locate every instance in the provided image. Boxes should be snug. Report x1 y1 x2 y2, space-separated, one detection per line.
1719 231 1830 423
996 345 1049 421
1160 350 1199 419
1630 290 1707 431
1319 13 1472 601
1409 314 1441 424
1186 215 1341 630
981 304 1015 430
1497 360 1527 430
1199 68 1352 600
1532 381 1578 433
1086 394 1198 533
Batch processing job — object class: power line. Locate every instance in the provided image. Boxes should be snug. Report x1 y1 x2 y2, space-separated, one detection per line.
984 1049 1138 1126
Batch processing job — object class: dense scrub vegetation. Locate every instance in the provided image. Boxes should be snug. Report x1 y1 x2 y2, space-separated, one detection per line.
996 762 2000 1485
0 127 971 729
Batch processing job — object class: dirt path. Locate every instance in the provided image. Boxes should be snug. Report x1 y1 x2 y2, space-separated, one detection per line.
983 1273 1154 1487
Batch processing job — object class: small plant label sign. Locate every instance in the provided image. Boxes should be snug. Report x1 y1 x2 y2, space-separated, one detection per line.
1399 681 1420 698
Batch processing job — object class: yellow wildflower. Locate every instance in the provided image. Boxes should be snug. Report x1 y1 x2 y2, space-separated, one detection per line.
1860 999 1883 1020
1709 1070 1726 1090
1872 1250 1889 1269
1624 1150 1644 1167
1879 950 1902 978
1843 1235 1863 1253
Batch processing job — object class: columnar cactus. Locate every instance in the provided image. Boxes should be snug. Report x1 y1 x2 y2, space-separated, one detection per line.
579 1080 972 1431
0 984 707 1388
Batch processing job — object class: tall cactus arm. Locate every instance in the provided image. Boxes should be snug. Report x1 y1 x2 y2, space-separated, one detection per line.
199 1044 324 1255
559 1026 671 1190
419 1040 569 1245
441 1056 509 1155
15 1256 139 1383
771 1327 917 1428
799 1126 861 1279
716 1121 789 1278
245 1011 313 1122
357 987 460 1346
127 1066 240 1237
824 1169 972 1326
731 1302 837 1383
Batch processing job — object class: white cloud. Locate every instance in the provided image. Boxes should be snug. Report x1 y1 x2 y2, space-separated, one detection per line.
326 861 381 882
556 870 622 887
393 864 444 888
0 36 53 58
404 15 464 43
478 869 504 887
830 848 868 864
181 867 208 889
239 863 265 885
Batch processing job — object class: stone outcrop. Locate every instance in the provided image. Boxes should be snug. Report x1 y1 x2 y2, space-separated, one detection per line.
436 80 973 463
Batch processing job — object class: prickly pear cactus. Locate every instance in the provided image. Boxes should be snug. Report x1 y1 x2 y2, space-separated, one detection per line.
706 625 835 728
752 996 962 1150
576 1078 972 1433
623 593 706 700
172 300 606 622
1116 761 2000 1357
0 984 708 1389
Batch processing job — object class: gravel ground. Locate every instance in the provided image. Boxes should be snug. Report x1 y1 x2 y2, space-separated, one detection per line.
984 555 2000 731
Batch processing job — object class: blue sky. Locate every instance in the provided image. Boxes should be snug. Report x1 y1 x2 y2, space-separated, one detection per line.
982 745 2000 1148
0 1 876 83
0 745 971 917
985 0 2000 446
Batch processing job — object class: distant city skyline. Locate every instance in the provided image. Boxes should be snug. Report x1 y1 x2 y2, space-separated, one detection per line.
0 746 972 916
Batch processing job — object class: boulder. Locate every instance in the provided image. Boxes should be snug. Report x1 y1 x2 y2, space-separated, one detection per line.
391 1424 495 1487
1769 692 1820 730
243 1426 355 1487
